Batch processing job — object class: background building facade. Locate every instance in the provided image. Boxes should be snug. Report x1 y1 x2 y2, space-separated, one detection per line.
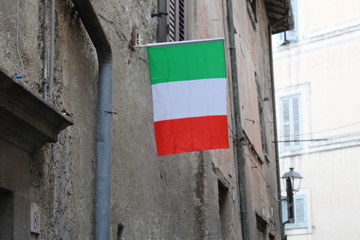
273 0 360 239
0 0 291 239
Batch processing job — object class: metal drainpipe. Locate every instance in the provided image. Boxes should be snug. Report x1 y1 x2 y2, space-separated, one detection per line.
42 0 48 100
225 1 251 240
71 1 113 239
48 0 55 99
268 15 290 240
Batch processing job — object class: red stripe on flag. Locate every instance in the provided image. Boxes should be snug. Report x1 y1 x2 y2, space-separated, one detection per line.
154 115 229 156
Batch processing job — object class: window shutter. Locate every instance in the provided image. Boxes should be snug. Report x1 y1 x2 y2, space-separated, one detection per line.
279 94 302 151
292 97 301 147
286 0 298 41
178 0 185 41
168 0 176 41
282 99 291 150
294 196 306 227
279 32 285 44
281 199 288 223
167 0 187 42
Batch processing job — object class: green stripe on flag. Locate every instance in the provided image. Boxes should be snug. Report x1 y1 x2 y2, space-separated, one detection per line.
148 40 226 85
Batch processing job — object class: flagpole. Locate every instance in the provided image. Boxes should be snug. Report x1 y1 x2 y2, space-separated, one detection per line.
131 45 147 48
146 37 225 47
132 38 225 49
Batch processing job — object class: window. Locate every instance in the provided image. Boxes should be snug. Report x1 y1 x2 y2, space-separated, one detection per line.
282 195 307 228
269 234 275 240
281 188 313 235
248 0 257 18
256 213 267 233
256 78 268 154
247 0 258 27
293 196 306 227
167 0 187 41
157 0 188 42
218 180 230 239
276 83 309 155
286 0 299 41
273 0 298 45
279 94 302 152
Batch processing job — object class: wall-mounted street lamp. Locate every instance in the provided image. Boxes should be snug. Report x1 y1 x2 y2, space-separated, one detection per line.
282 167 303 193
281 167 303 223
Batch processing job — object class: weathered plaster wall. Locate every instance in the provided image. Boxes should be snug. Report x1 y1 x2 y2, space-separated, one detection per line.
26 0 209 239
0 0 282 239
0 1 43 91
230 0 282 238
190 0 281 239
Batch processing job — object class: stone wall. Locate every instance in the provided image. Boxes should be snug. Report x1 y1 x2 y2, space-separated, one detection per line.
0 0 282 239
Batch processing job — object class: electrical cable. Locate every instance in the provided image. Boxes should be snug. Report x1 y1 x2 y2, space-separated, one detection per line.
277 121 360 139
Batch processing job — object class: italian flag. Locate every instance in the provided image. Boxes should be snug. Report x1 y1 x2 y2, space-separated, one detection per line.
147 38 229 156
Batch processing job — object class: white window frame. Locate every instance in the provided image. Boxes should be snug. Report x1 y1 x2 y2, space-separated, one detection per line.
282 188 313 235
279 94 303 151
283 194 307 228
286 0 299 42
276 84 310 156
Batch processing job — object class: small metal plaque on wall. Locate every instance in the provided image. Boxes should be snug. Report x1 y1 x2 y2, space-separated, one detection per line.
31 202 40 234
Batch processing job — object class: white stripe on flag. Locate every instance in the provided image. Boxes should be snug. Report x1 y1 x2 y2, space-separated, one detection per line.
152 78 227 122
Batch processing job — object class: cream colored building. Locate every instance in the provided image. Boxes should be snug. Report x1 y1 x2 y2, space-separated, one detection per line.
273 0 360 239
0 0 291 239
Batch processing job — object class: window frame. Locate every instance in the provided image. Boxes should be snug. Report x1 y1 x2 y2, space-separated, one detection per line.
279 94 303 152
157 0 188 42
167 0 188 41
281 188 313 235
276 84 310 157
247 0 258 29
256 77 269 157
283 194 307 228
286 0 299 42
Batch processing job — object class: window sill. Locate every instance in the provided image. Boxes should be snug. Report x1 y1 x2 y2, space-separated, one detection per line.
285 226 313 235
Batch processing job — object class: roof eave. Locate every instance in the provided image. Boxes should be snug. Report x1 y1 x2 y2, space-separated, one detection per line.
265 0 294 34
